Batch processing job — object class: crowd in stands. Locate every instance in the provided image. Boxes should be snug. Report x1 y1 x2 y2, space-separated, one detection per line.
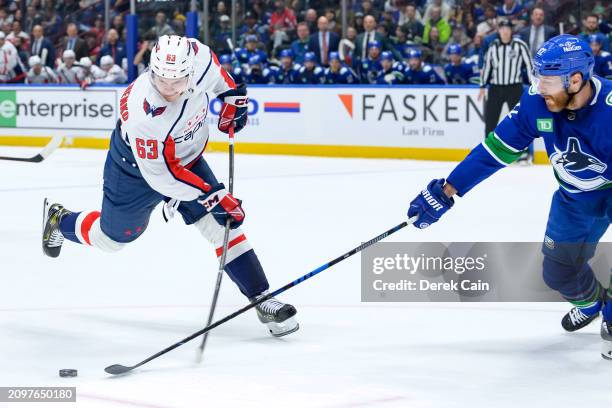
0 0 608 86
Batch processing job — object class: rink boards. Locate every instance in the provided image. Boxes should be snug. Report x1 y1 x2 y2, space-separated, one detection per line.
0 84 548 163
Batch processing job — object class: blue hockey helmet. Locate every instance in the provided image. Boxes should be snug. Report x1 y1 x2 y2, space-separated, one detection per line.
248 54 263 66
328 51 340 61
368 40 382 49
587 33 605 45
448 43 462 55
380 51 393 61
219 54 232 65
279 49 294 59
245 34 258 43
532 34 594 92
407 48 422 59
304 51 316 62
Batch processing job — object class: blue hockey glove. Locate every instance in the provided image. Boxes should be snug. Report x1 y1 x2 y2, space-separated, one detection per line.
218 83 248 134
408 179 454 229
198 183 245 229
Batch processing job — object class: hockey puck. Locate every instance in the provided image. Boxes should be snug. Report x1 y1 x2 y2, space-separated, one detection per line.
59 369 78 378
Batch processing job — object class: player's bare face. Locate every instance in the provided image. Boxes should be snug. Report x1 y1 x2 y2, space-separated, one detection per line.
152 74 189 102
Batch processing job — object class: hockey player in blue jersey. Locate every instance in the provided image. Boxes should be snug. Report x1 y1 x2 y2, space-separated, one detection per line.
403 49 445 85
219 54 245 84
295 52 325 84
589 34 612 80
444 44 480 85
407 35 612 358
277 49 301 84
245 54 280 84
375 51 405 85
323 52 358 84
357 41 383 84
235 35 268 67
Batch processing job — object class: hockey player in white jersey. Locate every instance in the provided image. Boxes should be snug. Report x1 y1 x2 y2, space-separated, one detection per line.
95 55 127 84
42 35 299 337
0 32 25 83
56 50 80 84
25 55 58 84
76 56 106 89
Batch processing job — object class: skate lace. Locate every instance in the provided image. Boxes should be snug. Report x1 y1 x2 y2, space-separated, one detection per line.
569 307 589 326
48 229 64 248
260 299 284 315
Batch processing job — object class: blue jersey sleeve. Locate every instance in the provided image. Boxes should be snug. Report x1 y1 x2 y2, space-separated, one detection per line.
447 88 539 196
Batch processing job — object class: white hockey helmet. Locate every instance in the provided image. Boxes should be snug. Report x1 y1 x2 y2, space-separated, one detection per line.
62 49 76 61
150 35 195 79
149 35 195 99
28 55 42 67
100 55 114 68
79 57 92 68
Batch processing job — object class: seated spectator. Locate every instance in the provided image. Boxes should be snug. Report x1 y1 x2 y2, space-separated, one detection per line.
269 0 297 49
219 54 246 84
423 6 451 45
239 11 269 46
399 3 425 43
0 32 25 83
589 34 612 79
62 23 89 61
56 50 81 83
443 43 479 84
424 26 445 64
25 6 43 35
477 6 498 36
324 51 358 84
30 25 55 68
496 0 526 27
424 0 451 22
303 9 318 34
95 55 127 84
148 11 174 40
580 14 610 51
99 28 127 67
133 33 156 75
7 21 29 49
309 16 340 67
295 51 325 84
397 3 423 27
90 15 106 46
357 40 383 84
404 48 445 84
26 55 58 84
325 9 342 36
213 15 232 54
277 49 301 83
376 51 405 84
290 22 311 64
245 54 280 84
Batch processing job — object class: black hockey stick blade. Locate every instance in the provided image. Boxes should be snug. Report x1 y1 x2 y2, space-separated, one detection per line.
0 136 62 162
104 364 133 375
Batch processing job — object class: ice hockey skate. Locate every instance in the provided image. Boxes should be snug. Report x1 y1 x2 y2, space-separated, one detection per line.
251 291 299 337
42 198 71 258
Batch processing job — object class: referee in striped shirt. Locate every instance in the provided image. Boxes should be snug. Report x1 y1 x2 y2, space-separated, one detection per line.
479 20 533 137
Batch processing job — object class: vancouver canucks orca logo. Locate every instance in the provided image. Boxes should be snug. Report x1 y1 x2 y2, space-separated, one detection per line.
143 99 166 117
550 137 609 192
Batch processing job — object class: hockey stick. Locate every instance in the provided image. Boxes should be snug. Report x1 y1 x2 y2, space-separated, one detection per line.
196 125 236 362
105 217 416 375
0 135 63 163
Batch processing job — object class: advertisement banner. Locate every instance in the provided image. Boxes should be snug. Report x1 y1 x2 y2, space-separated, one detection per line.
0 87 117 130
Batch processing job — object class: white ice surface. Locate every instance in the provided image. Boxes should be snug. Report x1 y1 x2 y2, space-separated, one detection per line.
0 147 610 408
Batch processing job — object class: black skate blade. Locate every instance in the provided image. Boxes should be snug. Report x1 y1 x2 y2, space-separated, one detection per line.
105 364 133 375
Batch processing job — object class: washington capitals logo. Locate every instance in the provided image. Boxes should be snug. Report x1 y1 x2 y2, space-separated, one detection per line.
555 138 607 174
143 99 166 117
